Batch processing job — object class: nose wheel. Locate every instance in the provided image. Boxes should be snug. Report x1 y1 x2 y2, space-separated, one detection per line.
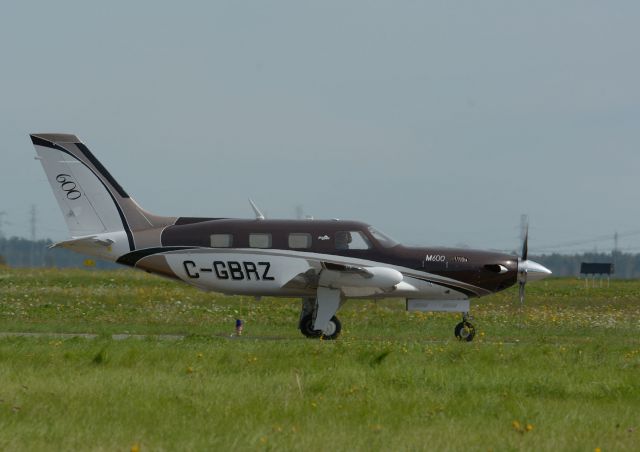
454 313 475 342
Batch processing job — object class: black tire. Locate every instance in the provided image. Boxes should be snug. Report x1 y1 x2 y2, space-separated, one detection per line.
299 314 341 340
299 314 322 338
454 321 475 342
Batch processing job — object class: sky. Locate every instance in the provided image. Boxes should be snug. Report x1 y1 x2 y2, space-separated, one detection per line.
1 1 639 254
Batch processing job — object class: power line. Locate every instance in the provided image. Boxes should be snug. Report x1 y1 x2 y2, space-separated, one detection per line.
533 229 640 252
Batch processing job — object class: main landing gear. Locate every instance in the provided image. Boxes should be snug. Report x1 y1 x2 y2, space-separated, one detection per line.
298 294 343 340
454 312 476 342
299 314 342 340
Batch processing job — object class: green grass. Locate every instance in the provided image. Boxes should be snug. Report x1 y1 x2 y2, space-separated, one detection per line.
1 268 639 451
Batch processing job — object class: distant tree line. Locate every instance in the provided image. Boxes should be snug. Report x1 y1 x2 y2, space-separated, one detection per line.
532 252 633 278
0 237 118 269
0 237 635 278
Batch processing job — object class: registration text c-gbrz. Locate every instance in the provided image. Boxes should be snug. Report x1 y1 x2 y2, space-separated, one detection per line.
183 260 275 281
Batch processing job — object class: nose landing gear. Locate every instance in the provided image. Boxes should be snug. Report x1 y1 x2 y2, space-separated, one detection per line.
454 313 476 342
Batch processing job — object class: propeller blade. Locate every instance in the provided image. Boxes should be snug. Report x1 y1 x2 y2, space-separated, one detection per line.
518 215 529 327
521 223 529 261
518 280 526 326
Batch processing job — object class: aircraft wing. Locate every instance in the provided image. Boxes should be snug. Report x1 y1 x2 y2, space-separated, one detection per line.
279 260 403 296
318 263 403 290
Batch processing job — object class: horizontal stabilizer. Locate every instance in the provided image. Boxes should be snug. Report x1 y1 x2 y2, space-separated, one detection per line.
49 235 115 249
48 231 129 261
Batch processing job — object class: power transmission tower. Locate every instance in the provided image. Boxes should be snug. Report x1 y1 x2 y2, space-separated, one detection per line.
0 211 7 239
613 231 619 269
29 205 37 267
30 205 37 241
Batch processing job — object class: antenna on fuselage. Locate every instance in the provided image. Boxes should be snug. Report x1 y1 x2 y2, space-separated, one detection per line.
248 198 265 220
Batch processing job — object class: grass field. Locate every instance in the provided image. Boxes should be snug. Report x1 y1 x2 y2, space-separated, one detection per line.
0 268 639 451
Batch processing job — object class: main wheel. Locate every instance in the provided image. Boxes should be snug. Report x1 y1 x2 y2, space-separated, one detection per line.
454 321 475 342
299 314 322 338
299 315 342 340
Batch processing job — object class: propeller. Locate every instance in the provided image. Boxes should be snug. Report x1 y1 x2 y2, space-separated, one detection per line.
518 221 529 321
515 216 552 325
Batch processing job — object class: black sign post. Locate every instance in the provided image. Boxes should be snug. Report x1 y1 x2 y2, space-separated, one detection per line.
580 263 614 288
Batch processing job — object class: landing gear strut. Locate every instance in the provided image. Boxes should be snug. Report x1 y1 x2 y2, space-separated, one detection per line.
454 312 475 342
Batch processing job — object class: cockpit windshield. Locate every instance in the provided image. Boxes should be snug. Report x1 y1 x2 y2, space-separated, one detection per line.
367 226 400 248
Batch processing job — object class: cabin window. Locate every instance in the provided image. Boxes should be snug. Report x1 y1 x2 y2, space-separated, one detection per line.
210 234 233 248
335 231 371 250
288 233 312 249
249 233 272 248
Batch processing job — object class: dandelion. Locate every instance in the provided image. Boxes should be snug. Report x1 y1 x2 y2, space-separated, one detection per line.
512 420 521 432
186 366 194 374
512 420 534 434
130 444 140 452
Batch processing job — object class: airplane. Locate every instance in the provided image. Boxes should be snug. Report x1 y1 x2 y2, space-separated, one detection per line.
29 133 552 341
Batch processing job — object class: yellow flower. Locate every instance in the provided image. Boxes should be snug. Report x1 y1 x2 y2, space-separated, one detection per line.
512 420 521 431
131 444 140 452
526 424 534 432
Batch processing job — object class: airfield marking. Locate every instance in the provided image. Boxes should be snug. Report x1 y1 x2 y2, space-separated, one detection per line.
0 332 300 341
0 331 292 341
0 331 520 344
0 332 184 341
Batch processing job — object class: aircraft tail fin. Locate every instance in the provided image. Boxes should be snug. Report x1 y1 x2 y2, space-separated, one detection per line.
30 133 175 251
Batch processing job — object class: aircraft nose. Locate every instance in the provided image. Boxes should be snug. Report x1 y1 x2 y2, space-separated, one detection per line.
519 259 552 281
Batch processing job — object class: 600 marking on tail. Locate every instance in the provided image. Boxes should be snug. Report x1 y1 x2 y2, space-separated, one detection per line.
55 174 82 200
